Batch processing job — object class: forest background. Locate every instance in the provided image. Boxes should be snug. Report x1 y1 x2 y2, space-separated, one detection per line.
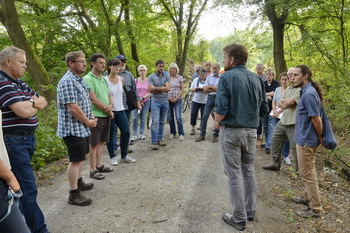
0 0 349 174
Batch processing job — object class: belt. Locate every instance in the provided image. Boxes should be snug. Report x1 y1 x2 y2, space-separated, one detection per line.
224 125 256 129
208 94 216 97
3 130 35 136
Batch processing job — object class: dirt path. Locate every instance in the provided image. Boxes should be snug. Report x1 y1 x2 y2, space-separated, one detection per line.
38 111 350 233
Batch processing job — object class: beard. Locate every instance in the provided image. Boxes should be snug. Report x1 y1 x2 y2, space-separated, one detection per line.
120 65 126 72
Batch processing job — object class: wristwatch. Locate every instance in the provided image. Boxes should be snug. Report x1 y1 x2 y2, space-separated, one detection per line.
29 99 35 107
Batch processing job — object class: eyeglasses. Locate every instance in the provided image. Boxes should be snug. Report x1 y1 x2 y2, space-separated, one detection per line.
73 60 86 64
139 70 146 72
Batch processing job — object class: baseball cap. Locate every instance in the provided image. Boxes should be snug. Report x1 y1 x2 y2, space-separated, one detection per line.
115 54 127 61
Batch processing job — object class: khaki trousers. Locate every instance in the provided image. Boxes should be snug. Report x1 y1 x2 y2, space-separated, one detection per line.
296 145 322 211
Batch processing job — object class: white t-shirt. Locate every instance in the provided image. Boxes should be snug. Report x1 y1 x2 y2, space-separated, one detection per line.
105 76 125 112
0 111 10 168
191 77 208 104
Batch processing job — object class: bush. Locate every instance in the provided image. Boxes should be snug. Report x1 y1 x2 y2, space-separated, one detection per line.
32 102 66 170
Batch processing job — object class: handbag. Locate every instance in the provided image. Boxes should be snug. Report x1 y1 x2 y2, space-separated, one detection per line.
123 86 138 110
321 107 337 150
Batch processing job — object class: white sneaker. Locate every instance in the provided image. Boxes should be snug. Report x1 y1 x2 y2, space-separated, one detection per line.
110 157 118 166
179 135 184 141
140 134 146 140
284 156 292 165
120 155 136 163
169 134 174 140
130 136 137 142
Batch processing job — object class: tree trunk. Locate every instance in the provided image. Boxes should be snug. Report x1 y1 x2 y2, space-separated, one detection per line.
0 0 54 101
265 0 287 80
124 0 140 75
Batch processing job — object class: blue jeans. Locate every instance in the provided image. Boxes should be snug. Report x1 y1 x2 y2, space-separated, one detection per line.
4 135 48 233
200 96 219 137
190 101 205 126
257 118 263 136
107 111 130 159
0 180 30 233
111 109 132 151
168 99 185 136
151 100 169 144
132 100 150 136
219 127 257 222
264 115 274 149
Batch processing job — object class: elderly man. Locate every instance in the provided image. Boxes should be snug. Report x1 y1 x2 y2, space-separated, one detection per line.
192 64 201 81
215 43 268 231
263 67 300 171
83 53 114 180
0 46 49 233
57 51 97 206
195 62 221 143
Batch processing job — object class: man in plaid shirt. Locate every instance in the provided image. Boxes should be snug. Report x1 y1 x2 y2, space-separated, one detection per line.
57 51 97 206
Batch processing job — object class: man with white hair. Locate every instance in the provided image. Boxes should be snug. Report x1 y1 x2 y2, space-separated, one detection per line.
0 46 49 233
192 64 201 81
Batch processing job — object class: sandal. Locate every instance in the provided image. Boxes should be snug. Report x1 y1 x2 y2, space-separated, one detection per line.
96 164 113 173
89 170 105 180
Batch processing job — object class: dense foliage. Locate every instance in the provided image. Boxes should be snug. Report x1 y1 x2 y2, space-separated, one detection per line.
1 0 350 168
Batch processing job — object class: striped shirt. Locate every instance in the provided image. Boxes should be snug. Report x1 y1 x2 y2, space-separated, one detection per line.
0 70 39 131
56 70 92 138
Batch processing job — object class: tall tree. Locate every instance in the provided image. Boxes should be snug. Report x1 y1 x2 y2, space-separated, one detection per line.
0 0 55 101
158 0 209 75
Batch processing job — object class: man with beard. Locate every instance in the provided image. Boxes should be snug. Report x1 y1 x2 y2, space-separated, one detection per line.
215 43 268 231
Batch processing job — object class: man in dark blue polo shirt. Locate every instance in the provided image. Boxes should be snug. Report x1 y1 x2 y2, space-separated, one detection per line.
0 46 49 233
214 43 268 231
293 65 323 218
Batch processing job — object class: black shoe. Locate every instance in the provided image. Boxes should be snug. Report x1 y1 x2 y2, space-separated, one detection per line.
262 164 279 171
265 148 270 154
292 197 309 206
68 189 92 206
222 213 246 231
260 144 265 148
77 177 94 191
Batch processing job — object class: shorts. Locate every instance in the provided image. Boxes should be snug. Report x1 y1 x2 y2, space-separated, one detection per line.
63 136 90 162
90 117 110 146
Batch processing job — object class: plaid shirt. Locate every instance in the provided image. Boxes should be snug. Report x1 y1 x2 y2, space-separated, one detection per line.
118 70 140 110
56 70 92 138
167 75 184 99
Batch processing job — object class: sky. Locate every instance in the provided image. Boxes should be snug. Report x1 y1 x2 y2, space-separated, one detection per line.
197 5 253 41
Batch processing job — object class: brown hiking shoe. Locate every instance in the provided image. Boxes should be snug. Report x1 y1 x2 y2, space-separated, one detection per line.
68 189 92 206
212 137 218 143
78 177 94 191
195 136 205 142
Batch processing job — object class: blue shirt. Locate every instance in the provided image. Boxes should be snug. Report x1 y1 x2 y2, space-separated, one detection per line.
148 72 170 102
56 70 92 138
295 83 321 147
215 65 269 128
203 73 220 95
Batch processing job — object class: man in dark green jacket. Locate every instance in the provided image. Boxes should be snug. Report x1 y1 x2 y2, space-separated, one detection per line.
215 43 268 231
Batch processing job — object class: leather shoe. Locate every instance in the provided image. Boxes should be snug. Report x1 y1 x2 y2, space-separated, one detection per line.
265 148 271 154
292 197 309 206
262 164 279 171
222 213 246 231
212 136 218 143
195 136 205 142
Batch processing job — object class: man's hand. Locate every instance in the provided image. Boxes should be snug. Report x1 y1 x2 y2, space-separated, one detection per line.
86 118 98 128
32 95 48 110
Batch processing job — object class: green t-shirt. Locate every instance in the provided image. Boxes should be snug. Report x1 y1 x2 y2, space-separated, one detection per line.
280 86 301 125
83 71 110 117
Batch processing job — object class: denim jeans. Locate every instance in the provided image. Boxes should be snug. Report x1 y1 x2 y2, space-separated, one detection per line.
107 110 130 159
151 100 169 144
4 135 48 233
190 101 205 126
219 127 257 222
200 96 219 137
168 99 184 136
111 108 132 151
264 115 275 149
0 180 30 233
132 100 150 136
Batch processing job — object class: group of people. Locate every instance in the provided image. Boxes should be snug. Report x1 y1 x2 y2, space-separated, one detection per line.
0 44 325 232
